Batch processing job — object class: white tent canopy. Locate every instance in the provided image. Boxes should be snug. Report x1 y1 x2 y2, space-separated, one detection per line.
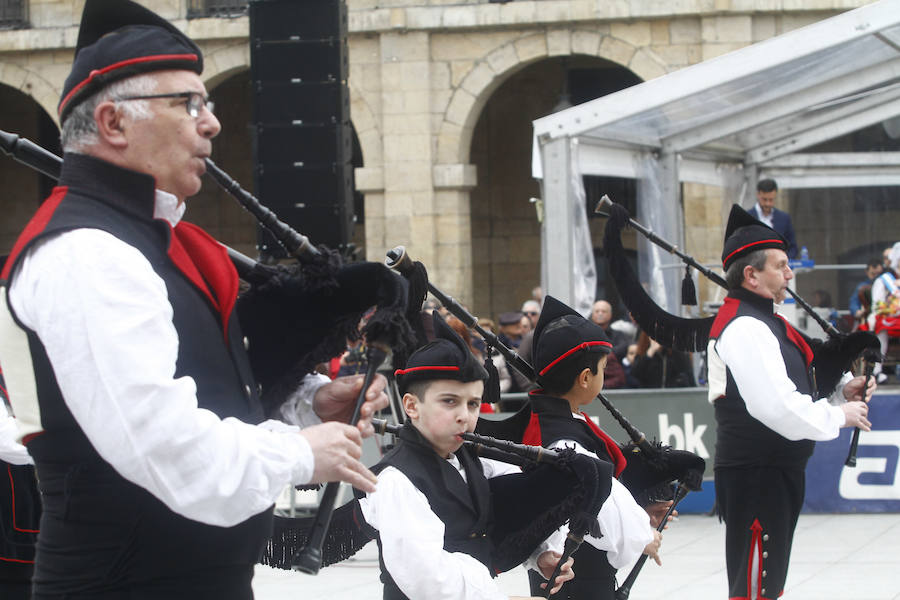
532 0 900 313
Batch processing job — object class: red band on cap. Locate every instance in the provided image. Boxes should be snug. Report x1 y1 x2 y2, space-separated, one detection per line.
722 238 784 267
538 341 612 376
394 365 460 377
58 53 200 116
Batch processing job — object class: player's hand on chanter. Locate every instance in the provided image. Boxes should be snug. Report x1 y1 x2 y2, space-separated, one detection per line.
842 374 877 404
299 421 378 493
535 550 575 595
313 373 389 437
840 400 871 431
644 530 663 566
645 500 677 529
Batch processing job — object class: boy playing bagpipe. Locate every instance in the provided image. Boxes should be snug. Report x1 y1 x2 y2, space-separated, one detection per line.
357 313 576 600
523 296 661 600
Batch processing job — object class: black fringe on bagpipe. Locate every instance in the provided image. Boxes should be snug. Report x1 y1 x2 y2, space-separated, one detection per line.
260 501 377 571
602 203 713 353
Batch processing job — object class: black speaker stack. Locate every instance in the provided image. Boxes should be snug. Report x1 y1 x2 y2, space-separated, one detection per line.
249 0 353 256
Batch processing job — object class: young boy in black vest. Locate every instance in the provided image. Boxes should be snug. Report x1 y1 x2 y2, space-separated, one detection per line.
523 296 660 600
358 314 574 600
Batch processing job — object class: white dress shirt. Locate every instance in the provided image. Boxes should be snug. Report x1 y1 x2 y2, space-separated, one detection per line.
547 416 655 570
7 189 322 527
709 315 848 441
359 455 563 600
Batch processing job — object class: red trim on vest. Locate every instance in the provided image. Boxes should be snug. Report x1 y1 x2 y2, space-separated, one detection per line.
0 556 35 564
538 341 613 376
579 413 627 477
6 465 38 534
21 432 42 445
522 411 626 477
1 187 68 281
58 53 199 116
521 413 542 447
722 239 785 268
172 222 238 335
776 315 814 367
394 365 460 376
710 296 740 339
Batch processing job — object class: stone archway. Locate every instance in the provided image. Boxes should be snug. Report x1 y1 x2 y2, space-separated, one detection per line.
0 63 64 127
428 28 654 320
435 28 664 167
0 83 61 253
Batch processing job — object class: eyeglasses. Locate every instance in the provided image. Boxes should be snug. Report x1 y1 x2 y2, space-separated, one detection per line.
524 311 539 316
116 91 214 118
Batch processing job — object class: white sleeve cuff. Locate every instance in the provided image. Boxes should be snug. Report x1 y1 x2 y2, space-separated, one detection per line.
277 373 331 428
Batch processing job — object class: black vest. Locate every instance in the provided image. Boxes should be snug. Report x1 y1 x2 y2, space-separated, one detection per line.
371 423 493 600
2 154 269 598
525 394 617 598
711 288 817 469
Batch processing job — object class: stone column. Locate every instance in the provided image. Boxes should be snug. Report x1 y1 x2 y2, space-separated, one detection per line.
378 30 438 280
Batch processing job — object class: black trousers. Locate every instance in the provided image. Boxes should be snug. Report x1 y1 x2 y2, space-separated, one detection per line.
715 465 805 600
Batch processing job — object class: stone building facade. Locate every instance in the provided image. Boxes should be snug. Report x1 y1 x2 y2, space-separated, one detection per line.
0 0 875 321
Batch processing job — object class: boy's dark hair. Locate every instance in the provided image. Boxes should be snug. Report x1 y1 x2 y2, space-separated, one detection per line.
537 351 603 396
868 257 883 269
725 248 768 290
404 379 434 403
757 179 777 193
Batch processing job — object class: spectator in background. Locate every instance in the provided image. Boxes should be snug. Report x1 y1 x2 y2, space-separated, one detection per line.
748 179 798 259
885 246 893 270
812 289 840 331
531 286 543 304
519 313 533 336
610 311 639 342
590 300 633 359
631 333 696 388
850 259 884 323
497 311 525 349
621 343 641 388
601 351 627 389
521 299 541 327
868 242 900 383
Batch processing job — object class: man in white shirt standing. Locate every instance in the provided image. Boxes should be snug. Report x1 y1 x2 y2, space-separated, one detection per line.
0 1 389 597
708 205 874 600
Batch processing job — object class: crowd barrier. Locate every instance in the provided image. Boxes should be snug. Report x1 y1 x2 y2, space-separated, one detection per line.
495 387 900 514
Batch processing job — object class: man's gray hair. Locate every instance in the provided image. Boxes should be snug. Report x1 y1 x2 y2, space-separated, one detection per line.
61 74 159 153
725 248 768 290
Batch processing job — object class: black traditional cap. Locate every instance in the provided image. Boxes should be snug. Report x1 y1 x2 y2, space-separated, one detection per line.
58 0 204 123
498 311 523 326
532 295 611 378
721 204 787 271
394 313 488 394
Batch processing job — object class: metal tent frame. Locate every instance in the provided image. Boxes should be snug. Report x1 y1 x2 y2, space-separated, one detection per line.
532 0 900 313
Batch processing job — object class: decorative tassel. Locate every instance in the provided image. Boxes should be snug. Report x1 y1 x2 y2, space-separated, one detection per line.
681 266 697 306
482 345 501 407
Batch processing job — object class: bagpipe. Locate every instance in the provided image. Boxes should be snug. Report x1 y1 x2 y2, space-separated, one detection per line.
596 194 882 467
261 418 613 581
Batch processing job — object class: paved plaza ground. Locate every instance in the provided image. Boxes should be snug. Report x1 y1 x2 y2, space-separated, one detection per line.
252 512 900 600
